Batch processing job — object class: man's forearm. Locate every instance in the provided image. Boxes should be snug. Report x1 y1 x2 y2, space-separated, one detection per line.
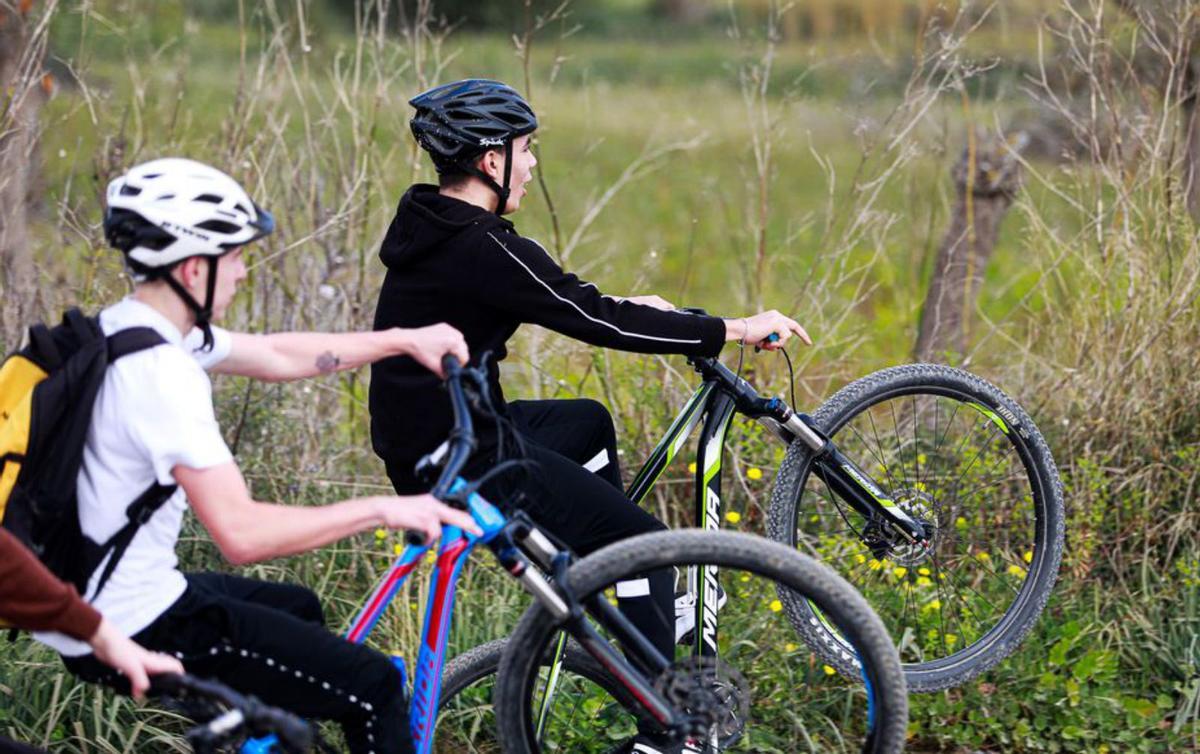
203 496 383 565
221 330 408 382
269 330 403 378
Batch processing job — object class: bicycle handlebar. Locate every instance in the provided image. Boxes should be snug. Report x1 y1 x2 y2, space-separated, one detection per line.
431 354 477 501
151 673 313 753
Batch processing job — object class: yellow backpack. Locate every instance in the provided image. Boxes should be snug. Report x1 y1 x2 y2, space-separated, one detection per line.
0 309 170 604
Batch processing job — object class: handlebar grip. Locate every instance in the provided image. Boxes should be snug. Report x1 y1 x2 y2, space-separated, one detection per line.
405 529 428 547
149 672 186 695
754 331 781 353
441 354 462 376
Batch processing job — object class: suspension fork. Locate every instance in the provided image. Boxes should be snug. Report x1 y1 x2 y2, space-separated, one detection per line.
503 519 681 731
779 411 928 544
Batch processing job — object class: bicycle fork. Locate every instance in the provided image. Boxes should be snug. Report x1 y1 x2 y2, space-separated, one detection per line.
768 406 931 547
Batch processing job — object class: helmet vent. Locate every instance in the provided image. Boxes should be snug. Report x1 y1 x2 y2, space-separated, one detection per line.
156 194 176 201
195 193 223 203
233 203 249 216
139 230 176 251
196 219 241 234
119 185 142 197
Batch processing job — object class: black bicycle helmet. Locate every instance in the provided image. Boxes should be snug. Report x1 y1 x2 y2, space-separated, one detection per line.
409 79 538 214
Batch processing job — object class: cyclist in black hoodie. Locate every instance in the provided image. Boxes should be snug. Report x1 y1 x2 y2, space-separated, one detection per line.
370 81 808 749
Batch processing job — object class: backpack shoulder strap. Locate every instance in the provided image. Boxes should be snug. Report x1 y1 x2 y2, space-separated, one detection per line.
88 481 178 599
25 323 60 370
106 327 167 361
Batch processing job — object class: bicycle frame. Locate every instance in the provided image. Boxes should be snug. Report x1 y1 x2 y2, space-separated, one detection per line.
341 482 507 754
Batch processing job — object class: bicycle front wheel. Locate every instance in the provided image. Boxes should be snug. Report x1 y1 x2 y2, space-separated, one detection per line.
494 530 908 754
767 364 1064 692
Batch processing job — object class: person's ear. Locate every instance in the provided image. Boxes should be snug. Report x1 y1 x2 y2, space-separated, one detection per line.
479 149 502 181
174 257 204 292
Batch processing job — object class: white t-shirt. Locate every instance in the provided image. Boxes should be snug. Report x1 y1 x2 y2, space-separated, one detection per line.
36 298 233 656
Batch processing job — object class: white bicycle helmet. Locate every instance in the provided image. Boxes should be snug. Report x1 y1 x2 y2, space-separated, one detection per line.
103 158 275 349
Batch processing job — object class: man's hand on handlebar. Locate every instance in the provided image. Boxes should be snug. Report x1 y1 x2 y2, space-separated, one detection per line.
88 618 184 699
724 310 812 351
402 323 469 378
370 494 482 544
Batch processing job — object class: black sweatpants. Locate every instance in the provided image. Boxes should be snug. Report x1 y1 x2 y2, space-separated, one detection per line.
498 399 675 661
63 573 411 754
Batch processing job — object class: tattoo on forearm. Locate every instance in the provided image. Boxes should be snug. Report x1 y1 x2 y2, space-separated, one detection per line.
316 351 341 374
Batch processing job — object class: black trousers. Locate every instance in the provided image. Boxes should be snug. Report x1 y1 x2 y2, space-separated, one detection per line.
64 573 411 754
487 399 675 660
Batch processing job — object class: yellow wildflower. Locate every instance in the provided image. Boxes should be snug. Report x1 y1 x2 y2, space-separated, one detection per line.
822 665 836 676
725 511 742 524
747 467 763 480
1023 551 1033 564
1006 565 1026 578
688 462 697 473
375 528 387 540
769 600 783 612
916 577 932 587
893 567 908 579
918 567 931 576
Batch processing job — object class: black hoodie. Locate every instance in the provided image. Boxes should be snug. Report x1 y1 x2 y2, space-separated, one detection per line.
369 184 727 492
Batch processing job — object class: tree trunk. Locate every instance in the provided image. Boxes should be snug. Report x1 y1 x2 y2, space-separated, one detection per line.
914 131 1026 363
0 0 49 350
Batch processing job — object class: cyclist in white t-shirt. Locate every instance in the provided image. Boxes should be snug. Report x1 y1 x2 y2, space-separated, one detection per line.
43 158 476 754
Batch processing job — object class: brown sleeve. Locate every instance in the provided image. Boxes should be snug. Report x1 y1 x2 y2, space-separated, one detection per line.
0 528 102 641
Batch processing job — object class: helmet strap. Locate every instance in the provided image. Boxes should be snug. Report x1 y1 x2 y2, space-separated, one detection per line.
459 140 515 215
159 256 219 351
